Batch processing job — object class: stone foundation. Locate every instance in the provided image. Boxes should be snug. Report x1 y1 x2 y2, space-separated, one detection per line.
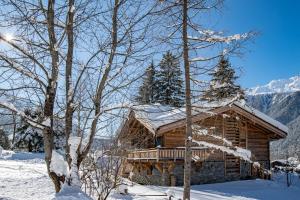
127 160 268 186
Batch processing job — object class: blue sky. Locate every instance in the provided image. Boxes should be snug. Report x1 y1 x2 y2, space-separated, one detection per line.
211 0 300 88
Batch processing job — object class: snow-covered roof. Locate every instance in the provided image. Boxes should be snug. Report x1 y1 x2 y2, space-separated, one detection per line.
128 100 288 136
131 104 189 134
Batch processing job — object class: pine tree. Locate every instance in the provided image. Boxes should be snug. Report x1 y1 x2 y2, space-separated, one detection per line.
202 56 245 102
136 62 157 104
13 108 65 152
155 51 185 107
13 109 44 152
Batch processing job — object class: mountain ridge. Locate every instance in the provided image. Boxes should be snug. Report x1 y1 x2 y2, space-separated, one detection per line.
247 75 300 96
246 75 300 159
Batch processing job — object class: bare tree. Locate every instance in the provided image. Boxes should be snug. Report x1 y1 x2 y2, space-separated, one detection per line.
80 140 123 200
0 0 159 194
154 1 254 199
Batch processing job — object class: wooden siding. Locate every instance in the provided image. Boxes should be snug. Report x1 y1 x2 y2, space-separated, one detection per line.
121 110 272 166
247 123 270 161
224 117 240 176
120 118 155 149
163 128 185 148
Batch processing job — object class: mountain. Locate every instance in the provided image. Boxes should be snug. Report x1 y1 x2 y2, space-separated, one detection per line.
246 76 300 159
247 75 300 95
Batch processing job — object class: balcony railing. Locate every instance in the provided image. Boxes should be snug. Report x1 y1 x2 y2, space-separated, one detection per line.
127 147 223 162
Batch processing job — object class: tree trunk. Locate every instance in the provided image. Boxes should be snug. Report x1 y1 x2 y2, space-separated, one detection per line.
182 0 193 199
12 112 16 145
44 0 61 192
65 0 75 168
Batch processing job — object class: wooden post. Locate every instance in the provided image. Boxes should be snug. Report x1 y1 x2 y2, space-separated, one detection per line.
155 163 163 174
162 163 170 186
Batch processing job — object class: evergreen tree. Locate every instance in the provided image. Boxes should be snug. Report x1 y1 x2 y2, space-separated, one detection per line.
14 109 44 152
155 51 185 107
136 62 157 104
201 56 245 102
13 108 65 152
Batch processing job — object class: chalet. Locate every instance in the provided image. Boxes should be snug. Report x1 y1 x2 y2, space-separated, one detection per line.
118 101 288 186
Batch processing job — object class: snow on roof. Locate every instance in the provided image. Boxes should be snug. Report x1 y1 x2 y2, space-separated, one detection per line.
129 100 288 135
131 104 189 133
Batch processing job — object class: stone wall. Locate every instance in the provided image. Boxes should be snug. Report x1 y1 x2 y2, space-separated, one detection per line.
129 160 266 186
131 167 163 185
172 161 226 185
240 160 252 179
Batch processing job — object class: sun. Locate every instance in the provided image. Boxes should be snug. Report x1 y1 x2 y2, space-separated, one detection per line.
4 33 14 42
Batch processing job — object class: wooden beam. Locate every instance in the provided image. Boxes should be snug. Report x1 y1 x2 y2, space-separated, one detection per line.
231 105 287 138
154 163 163 174
167 162 175 174
155 105 286 140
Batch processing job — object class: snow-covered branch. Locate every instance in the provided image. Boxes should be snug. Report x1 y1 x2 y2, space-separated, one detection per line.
0 101 47 130
193 140 252 162
193 125 232 146
0 54 47 89
0 34 49 78
188 30 249 44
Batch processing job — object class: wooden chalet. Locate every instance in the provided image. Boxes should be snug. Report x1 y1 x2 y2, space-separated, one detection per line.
118 101 288 186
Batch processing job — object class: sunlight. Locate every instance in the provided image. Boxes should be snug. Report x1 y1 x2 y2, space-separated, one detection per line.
3 33 14 42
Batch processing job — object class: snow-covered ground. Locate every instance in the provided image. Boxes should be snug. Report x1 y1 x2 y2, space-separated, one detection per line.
109 175 300 200
1 151 300 200
0 151 55 200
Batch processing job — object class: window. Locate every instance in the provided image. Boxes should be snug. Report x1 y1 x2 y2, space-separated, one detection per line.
155 136 163 147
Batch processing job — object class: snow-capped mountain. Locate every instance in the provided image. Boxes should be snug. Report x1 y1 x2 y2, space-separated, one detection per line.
247 75 300 95
246 75 300 159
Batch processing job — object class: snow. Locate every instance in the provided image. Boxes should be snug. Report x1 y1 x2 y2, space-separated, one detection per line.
188 31 249 44
193 125 232 146
165 188 175 198
116 184 128 194
131 104 189 133
253 162 261 168
54 185 92 200
194 140 252 162
70 5 75 13
0 101 45 129
288 157 299 166
66 136 84 187
50 150 68 176
130 100 288 135
107 173 300 200
0 151 55 200
247 75 300 95
212 82 231 89
1 151 300 200
42 118 51 127
190 56 210 62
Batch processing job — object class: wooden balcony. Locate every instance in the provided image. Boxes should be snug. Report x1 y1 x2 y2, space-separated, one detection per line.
127 147 223 162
